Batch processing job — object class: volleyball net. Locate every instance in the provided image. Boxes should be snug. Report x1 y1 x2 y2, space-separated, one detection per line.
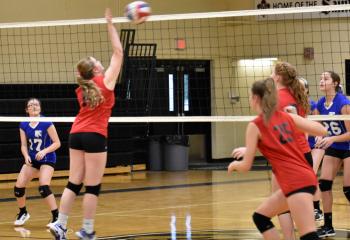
1 4 350 122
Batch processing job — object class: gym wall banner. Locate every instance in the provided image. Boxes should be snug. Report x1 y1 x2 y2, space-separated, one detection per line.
255 0 350 19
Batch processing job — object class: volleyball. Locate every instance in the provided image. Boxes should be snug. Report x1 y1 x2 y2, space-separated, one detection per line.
125 1 151 24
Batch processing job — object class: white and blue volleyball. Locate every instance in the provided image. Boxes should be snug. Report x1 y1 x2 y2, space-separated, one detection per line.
125 1 151 24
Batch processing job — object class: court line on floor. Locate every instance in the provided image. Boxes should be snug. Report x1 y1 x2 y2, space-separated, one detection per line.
99 229 262 240
0 197 266 225
0 177 269 203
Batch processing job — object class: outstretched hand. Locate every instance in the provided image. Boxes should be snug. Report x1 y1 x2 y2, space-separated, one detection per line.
231 147 246 160
228 147 246 174
105 8 113 24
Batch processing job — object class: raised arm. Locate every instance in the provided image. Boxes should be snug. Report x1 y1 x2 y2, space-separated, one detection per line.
104 8 124 91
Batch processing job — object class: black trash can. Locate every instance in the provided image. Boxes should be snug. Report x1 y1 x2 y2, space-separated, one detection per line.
148 135 163 171
163 135 189 171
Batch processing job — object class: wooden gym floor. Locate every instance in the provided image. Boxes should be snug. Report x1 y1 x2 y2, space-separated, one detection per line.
0 169 348 239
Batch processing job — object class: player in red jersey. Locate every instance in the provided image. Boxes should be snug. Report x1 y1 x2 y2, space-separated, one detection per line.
233 62 311 240
272 62 313 239
49 8 123 240
228 78 326 240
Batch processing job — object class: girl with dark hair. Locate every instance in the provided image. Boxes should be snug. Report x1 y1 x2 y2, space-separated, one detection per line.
314 71 350 238
15 98 60 227
49 8 123 240
228 78 326 240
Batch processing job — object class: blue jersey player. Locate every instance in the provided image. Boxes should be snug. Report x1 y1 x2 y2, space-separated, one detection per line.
315 71 350 238
14 98 61 227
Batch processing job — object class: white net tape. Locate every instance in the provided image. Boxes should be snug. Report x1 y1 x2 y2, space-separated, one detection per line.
0 5 349 28
1 115 350 123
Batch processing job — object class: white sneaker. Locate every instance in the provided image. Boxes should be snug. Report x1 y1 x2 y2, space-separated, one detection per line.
14 212 30 226
49 221 67 240
75 228 96 240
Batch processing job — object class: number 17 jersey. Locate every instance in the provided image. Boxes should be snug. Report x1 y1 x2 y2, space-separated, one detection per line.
317 92 350 150
19 121 56 163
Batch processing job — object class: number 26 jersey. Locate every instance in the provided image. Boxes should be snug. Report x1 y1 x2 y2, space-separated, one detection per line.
317 92 350 150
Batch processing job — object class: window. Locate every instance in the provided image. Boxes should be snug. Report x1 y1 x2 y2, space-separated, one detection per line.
168 74 174 112
184 74 189 111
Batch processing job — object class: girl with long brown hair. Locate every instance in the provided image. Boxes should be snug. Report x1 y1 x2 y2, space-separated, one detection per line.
228 78 326 240
233 62 312 240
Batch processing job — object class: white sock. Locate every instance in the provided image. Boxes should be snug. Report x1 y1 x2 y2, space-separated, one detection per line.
83 218 94 234
57 213 68 229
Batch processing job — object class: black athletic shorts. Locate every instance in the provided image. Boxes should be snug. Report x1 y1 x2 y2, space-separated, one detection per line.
69 132 107 153
325 147 350 160
31 161 55 170
304 151 313 168
286 185 317 197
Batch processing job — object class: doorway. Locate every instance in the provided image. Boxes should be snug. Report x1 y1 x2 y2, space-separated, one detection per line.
150 59 211 162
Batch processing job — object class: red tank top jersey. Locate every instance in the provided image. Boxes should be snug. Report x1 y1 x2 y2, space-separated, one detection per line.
70 75 115 137
253 111 317 195
278 88 310 153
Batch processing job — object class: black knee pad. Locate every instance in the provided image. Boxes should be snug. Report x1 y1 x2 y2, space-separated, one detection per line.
252 212 274 233
14 186 25 198
319 179 333 192
300 231 319 240
39 185 52 198
343 186 350 202
66 181 83 195
85 184 101 197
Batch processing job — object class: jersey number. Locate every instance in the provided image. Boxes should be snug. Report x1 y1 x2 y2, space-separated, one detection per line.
323 121 342 135
273 122 293 144
29 139 43 152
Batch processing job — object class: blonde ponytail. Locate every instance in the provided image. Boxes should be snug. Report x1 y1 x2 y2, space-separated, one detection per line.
76 57 104 108
77 76 104 108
